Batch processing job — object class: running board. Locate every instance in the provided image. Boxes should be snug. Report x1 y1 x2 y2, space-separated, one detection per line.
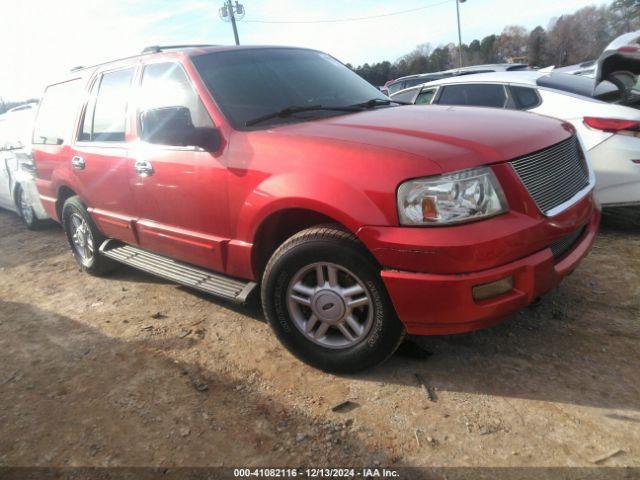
99 240 257 303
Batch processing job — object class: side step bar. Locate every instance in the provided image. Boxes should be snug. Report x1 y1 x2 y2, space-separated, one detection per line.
100 240 257 303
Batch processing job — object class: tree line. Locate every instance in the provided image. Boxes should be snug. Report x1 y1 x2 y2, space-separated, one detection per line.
348 0 640 86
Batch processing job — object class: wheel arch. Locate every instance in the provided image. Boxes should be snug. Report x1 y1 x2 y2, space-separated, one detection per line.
56 185 78 221
242 173 389 278
251 207 352 278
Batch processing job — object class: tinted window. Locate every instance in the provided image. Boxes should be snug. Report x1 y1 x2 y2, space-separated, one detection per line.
88 68 134 142
139 63 214 130
506 65 529 71
192 48 388 128
415 89 436 105
438 84 507 108
511 86 540 109
391 89 418 103
33 80 82 145
387 82 405 94
404 78 427 88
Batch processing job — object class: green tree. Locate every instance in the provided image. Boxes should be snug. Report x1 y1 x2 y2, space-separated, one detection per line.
528 26 547 67
480 35 498 63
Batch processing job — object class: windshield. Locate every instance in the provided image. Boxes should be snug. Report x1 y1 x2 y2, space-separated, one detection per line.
191 48 388 129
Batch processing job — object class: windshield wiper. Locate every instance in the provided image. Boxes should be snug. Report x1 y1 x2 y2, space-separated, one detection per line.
245 105 361 127
351 98 411 108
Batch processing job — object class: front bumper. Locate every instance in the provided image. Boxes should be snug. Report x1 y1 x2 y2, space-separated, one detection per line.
378 208 600 335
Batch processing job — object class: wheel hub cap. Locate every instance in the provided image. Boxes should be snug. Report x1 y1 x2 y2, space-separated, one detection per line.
312 290 346 324
286 262 374 349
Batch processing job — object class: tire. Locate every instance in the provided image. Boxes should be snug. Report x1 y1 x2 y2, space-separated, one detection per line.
261 225 405 373
61 196 119 276
15 185 42 230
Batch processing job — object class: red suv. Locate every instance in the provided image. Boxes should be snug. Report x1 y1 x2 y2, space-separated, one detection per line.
32 45 600 372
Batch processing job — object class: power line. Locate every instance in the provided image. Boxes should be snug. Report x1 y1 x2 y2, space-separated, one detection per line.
241 0 454 24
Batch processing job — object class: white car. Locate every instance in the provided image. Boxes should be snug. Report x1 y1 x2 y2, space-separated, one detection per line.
0 103 50 228
390 71 640 208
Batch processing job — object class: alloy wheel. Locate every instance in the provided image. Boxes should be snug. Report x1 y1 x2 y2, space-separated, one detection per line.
286 262 374 349
19 188 33 225
70 213 95 266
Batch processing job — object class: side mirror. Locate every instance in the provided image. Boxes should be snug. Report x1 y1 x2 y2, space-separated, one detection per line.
140 106 221 152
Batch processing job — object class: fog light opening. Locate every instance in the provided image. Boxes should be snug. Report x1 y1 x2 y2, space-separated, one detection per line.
472 276 514 302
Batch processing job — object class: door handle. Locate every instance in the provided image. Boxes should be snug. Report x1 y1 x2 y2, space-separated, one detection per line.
134 160 154 177
71 156 85 170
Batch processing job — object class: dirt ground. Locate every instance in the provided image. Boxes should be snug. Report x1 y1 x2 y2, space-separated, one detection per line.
0 208 639 473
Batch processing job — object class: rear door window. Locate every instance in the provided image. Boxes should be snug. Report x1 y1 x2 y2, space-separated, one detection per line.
437 84 508 108
32 79 82 145
81 68 135 142
510 86 541 110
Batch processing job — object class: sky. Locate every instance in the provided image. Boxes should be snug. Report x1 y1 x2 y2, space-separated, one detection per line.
1 0 606 100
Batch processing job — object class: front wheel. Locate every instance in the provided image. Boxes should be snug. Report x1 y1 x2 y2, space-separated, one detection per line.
261 226 405 373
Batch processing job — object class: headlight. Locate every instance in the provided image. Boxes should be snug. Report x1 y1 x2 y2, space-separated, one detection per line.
397 166 508 226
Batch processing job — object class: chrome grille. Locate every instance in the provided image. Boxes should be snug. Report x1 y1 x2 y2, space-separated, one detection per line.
510 136 589 215
550 226 586 259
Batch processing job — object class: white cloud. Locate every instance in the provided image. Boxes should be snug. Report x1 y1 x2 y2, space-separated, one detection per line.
0 0 601 100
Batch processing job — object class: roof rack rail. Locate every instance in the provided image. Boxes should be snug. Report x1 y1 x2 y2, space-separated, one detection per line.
141 44 218 54
67 45 219 74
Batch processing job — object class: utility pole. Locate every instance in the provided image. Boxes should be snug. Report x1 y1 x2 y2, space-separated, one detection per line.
456 0 466 68
219 1 245 45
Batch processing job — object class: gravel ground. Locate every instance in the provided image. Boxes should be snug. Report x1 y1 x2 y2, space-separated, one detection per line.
0 208 639 474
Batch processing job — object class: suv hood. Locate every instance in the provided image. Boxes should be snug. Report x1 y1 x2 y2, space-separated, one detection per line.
271 106 573 172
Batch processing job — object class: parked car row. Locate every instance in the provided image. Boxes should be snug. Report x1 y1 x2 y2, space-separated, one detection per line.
389 32 640 209
381 62 530 96
18 43 603 374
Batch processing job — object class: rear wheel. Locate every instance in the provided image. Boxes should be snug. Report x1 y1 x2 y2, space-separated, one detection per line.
16 185 41 230
261 225 405 373
62 196 118 275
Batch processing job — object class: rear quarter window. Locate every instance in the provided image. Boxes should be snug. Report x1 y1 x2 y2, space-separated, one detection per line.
415 89 436 105
33 79 82 145
391 89 419 103
510 86 541 110
387 82 405 94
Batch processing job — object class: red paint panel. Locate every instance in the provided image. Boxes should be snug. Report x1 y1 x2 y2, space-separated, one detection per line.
87 207 137 245
136 220 226 271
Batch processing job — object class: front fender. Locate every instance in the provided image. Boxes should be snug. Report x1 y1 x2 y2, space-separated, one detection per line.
236 172 392 242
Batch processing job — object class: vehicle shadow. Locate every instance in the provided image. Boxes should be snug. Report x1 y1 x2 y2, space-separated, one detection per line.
0 210 67 268
0 299 388 467
173 276 640 412
89 247 639 413
600 207 640 233
358 283 640 412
